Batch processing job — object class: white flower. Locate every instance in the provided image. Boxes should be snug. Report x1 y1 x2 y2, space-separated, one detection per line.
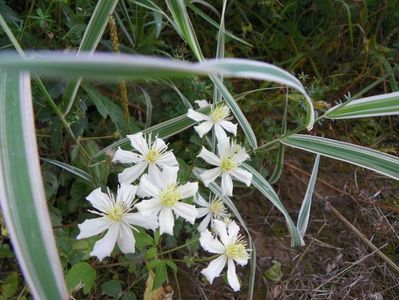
200 220 250 292
77 184 158 261
136 167 199 235
197 137 252 196
196 194 229 232
187 101 237 140
112 132 178 184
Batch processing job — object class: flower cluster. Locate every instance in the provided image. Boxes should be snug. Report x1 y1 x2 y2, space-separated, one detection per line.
77 100 253 292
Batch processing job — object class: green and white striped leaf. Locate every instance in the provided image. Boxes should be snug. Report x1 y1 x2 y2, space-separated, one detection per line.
297 154 320 237
192 168 256 299
325 91 399 119
282 134 399 180
41 158 93 183
241 163 304 247
61 0 119 116
0 71 68 300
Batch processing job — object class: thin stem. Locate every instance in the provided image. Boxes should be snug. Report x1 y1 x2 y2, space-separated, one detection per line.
158 237 199 256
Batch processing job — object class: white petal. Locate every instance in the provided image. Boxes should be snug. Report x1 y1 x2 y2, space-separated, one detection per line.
117 223 135 254
161 166 179 188
148 164 163 188
201 255 227 284
157 151 179 168
214 123 227 141
200 168 222 186
177 182 198 199
127 132 149 155
197 147 220 166
231 168 252 186
152 137 167 152
135 198 162 216
123 212 159 231
187 108 210 122
116 183 137 206
221 172 234 196
234 257 249 266
213 220 230 246
199 229 225 254
139 174 161 198
217 137 231 157
173 203 198 224
198 214 212 232
112 147 142 164
195 194 209 207
227 259 240 291
194 100 210 108
227 221 240 242
118 162 147 184
90 224 119 261
77 218 110 239
159 207 174 235
220 120 237 136
86 188 111 212
194 121 213 138
232 149 250 164
197 207 210 218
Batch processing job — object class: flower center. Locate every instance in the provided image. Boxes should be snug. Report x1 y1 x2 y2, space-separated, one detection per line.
160 184 181 207
107 205 124 222
146 148 160 164
225 242 247 260
220 157 236 172
210 104 229 123
209 199 225 216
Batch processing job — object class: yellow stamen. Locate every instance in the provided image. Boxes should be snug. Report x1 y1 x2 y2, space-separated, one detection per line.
160 184 181 207
209 199 225 215
107 206 124 222
220 157 236 172
210 104 229 122
146 148 160 164
225 238 248 260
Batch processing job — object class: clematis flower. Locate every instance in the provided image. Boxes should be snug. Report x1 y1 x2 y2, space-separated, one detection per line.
200 220 250 291
196 194 229 232
197 137 252 196
136 167 199 235
187 101 237 140
77 184 158 261
112 132 178 184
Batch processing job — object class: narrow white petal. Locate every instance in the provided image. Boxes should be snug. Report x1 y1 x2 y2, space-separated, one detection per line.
148 164 163 188
232 149 250 164
200 168 222 186
231 168 252 186
135 198 162 216
123 212 159 231
197 147 221 166
86 188 112 212
173 203 198 224
194 120 213 138
234 257 249 266
221 172 234 196
139 174 161 198
159 207 175 235
117 223 136 254
220 120 237 136
177 182 198 199
214 123 227 141
77 218 110 239
213 220 230 246
90 224 119 261
227 259 241 291
199 230 225 254
127 132 148 155
152 137 167 152
187 108 210 122
198 214 212 232
227 221 240 242
217 137 231 157
197 207 210 218
194 99 210 108
201 255 227 284
195 194 209 207
116 183 137 206
161 166 179 188
112 147 142 164
118 162 147 184
157 151 179 168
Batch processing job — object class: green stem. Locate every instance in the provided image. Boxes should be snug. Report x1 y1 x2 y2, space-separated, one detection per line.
158 237 199 256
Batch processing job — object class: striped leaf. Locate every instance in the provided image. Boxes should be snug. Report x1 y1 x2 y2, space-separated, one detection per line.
41 158 93 183
325 91 399 119
297 154 320 237
0 71 68 299
282 134 399 180
61 0 119 116
241 163 304 247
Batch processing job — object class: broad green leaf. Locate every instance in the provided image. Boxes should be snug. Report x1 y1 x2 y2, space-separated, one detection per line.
241 163 304 247
41 158 93 182
101 280 122 298
282 134 399 180
297 154 320 237
66 262 97 295
0 71 68 299
325 91 399 119
61 0 119 115
152 261 167 290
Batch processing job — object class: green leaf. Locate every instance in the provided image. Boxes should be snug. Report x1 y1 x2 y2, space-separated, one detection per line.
101 280 122 298
153 262 167 290
0 71 68 299
61 0 119 115
41 158 93 182
1 272 19 299
297 154 320 237
241 163 304 247
66 262 97 295
282 134 399 180
325 91 399 119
